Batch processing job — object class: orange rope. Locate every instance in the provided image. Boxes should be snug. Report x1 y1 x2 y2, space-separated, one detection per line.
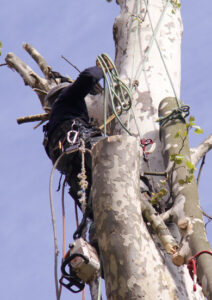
82 288 85 300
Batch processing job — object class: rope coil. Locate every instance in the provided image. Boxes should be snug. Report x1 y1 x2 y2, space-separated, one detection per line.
158 105 190 128
97 53 133 136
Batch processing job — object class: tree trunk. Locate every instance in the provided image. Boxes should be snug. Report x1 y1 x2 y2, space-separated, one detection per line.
159 97 212 298
92 135 186 299
91 0 209 299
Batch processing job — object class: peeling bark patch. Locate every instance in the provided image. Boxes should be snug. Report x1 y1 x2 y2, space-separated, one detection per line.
135 91 156 117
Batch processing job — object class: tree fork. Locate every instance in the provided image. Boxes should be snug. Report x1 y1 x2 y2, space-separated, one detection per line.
159 97 212 299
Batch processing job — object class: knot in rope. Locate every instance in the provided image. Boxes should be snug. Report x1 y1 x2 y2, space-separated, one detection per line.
187 250 212 292
158 105 190 128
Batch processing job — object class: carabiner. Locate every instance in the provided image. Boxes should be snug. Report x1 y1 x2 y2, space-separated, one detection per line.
67 130 79 145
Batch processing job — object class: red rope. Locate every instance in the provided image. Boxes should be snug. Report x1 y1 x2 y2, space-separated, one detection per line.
187 250 212 291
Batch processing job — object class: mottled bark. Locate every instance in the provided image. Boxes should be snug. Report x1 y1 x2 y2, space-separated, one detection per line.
159 97 212 299
91 135 197 300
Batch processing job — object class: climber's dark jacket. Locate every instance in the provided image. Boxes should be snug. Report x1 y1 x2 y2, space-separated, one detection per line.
43 66 104 215
45 66 104 139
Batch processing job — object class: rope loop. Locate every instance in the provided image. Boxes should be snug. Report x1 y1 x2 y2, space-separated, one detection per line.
158 105 190 128
187 250 212 292
97 53 133 136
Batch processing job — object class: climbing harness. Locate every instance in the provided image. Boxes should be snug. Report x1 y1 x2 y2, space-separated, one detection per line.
187 250 212 292
60 238 100 293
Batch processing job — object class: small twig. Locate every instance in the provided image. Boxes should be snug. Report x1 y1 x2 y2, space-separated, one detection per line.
33 120 46 129
33 88 48 95
0 62 7 67
201 208 212 221
61 55 81 73
205 219 212 228
197 155 206 186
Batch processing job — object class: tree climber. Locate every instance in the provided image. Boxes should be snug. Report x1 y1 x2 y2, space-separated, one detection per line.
43 57 113 216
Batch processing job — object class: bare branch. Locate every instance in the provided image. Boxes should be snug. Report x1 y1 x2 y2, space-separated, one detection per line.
6 52 46 88
5 52 49 107
197 155 206 186
23 43 52 79
190 134 212 166
17 113 50 125
202 208 212 221
61 55 81 73
141 193 178 255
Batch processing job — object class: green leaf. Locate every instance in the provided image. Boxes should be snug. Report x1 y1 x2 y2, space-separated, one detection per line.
186 160 196 174
193 126 203 134
160 179 167 186
186 160 194 170
185 175 193 183
182 130 188 137
160 188 168 196
178 179 185 185
174 131 180 138
189 116 195 123
170 154 184 164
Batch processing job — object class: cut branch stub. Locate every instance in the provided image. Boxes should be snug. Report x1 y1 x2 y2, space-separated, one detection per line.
141 193 178 255
158 97 212 299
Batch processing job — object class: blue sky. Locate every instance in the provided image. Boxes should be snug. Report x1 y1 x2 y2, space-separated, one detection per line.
0 1 211 299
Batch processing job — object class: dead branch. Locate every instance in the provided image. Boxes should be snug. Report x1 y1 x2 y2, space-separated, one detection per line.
190 134 212 166
23 43 52 79
202 208 212 221
5 44 61 110
17 113 50 125
197 155 206 186
141 193 178 255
